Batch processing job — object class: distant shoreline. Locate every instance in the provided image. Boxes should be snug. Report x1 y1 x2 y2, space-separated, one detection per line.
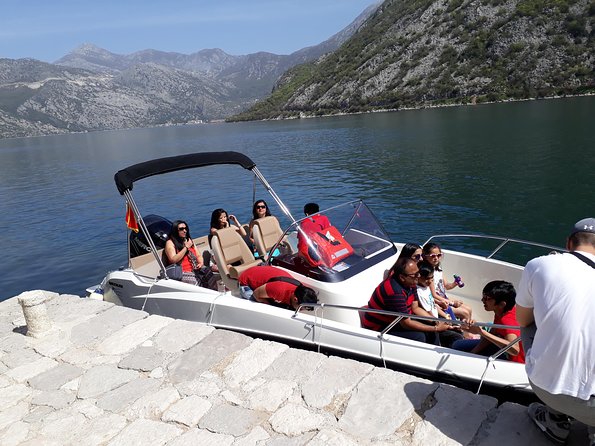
2 93 593 141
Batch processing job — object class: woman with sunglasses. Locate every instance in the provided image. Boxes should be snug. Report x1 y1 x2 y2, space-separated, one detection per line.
396 243 423 262
248 199 272 238
165 220 216 289
422 242 472 320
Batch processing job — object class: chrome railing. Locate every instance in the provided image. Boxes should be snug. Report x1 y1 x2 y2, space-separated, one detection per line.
294 302 523 394
423 234 563 261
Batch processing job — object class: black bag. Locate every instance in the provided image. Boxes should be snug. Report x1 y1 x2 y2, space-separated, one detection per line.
196 266 218 290
165 264 183 281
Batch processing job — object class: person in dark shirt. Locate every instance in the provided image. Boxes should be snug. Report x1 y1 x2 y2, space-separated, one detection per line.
362 258 450 344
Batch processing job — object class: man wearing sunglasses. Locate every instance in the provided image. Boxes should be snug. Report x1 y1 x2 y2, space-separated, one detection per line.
516 218 595 445
361 257 450 344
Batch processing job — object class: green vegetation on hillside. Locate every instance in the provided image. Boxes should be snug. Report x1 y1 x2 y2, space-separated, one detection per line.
229 0 594 121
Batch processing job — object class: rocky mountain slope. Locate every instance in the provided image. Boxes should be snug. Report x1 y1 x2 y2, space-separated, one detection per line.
230 0 594 121
0 3 379 139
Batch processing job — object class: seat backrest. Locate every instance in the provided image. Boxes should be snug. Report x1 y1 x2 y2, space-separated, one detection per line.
253 216 283 259
211 226 262 290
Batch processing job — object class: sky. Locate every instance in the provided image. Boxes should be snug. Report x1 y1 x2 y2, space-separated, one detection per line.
0 0 379 63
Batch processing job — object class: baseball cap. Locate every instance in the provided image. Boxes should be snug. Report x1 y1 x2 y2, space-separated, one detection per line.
571 217 595 234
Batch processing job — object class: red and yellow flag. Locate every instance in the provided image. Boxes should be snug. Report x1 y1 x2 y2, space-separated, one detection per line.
125 203 139 232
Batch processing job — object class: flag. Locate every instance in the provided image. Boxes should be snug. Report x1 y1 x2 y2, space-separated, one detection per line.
125 203 139 232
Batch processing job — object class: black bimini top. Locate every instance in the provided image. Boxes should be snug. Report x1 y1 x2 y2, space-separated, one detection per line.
114 151 256 195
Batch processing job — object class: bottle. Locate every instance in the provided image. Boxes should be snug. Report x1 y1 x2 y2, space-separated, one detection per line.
453 275 465 288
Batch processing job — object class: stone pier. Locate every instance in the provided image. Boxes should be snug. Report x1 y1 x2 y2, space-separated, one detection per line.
0 291 586 445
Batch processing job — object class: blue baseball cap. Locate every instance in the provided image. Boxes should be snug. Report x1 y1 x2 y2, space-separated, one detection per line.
571 218 595 234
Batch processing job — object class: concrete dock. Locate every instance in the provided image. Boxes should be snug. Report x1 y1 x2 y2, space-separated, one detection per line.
0 291 587 445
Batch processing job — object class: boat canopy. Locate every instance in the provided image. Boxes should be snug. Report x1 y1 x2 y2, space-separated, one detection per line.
114 151 256 195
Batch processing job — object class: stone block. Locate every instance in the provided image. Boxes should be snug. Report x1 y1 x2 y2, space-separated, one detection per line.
261 348 325 383
269 403 336 437
167 329 252 383
0 332 26 353
246 379 297 412
28 363 84 390
72 413 128 446
166 428 234 446
308 429 363 446
97 314 172 356
223 339 288 388
96 377 162 413
199 403 267 437
0 401 29 431
123 385 180 420
77 364 138 399
1 347 42 369
46 293 112 325
174 372 223 397
411 384 497 445
5 356 57 383
161 395 212 427
0 384 31 409
302 355 374 408
266 432 317 445
154 319 214 353
338 367 439 439
31 330 72 358
118 346 168 372
71 305 147 346
106 418 182 446
31 389 76 409
234 426 270 446
0 420 29 446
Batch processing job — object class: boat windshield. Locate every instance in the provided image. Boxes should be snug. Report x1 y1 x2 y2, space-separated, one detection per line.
270 200 397 282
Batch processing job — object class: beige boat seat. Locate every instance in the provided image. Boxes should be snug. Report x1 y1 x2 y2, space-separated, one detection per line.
252 216 284 259
210 226 262 290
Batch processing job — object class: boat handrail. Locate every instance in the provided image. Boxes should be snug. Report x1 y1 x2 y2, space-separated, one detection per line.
422 233 563 260
294 302 519 331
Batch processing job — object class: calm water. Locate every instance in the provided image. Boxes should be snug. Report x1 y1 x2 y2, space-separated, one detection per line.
0 97 593 301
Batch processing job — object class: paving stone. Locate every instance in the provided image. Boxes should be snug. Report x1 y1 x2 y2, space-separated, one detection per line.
223 339 288 388
474 401 548 446
96 377 162 413
153 319 214 353
0 332 26 353
5 356 58 383
71 399 105 419
72 413 128 446
0 420 29 446
31 330 72 358
167 428 234 446
246 379 297 412
107 418 182 446
174 371 223 397
118 346 168 371
28 363 84 390
22 405 53 423
1 347 42 369
150 367 164 379
261 348 325 383
58 346 121 368
266 432 318 445
0 401 29 430
234 426 271 446
269 403 336 437
161 395 212 427
77 364 138 399
31 389 76 409
98 314 172 355
199 403 267 437
123 385 180 420
221 389 244 405
306 429 362 446
71 305 147 346
338 367 439 439
0 375 10 388
0 384 31 409
168 329 252 383
46 294 112 324
302 355 374 409
38 410 88 444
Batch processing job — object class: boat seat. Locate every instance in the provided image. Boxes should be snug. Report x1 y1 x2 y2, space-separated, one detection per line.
210 226 263 290
252 216 284 259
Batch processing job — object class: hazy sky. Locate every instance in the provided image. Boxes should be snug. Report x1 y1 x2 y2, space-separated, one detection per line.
1 0 379 63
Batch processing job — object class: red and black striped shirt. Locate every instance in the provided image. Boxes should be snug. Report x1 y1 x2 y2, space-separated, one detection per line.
362 277 416 331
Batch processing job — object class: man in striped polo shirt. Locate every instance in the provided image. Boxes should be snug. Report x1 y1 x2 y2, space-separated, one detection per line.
362 257 450 344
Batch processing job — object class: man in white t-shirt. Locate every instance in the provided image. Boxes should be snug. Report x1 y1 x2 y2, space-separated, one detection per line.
516 217 595 445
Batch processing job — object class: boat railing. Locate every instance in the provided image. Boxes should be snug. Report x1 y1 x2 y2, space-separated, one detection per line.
422 233 563 261
294 302 523 394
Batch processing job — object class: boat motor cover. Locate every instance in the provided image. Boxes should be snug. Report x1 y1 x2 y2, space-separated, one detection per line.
115 151 256 194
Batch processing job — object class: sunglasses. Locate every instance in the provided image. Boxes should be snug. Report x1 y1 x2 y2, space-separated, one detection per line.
403 272 421 278
256 205 267 209
425 253 443 259
178 227 188 231
412 254 423 260
481 294 495 302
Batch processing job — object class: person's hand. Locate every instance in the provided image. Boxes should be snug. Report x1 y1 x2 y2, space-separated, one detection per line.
229 214 239 225
437 299 449 310
435 321 450 332
451 299 463 308
184 239 193 249
463 319 482 335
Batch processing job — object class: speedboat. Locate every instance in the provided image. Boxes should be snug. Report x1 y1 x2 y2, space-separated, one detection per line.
89 151 560 395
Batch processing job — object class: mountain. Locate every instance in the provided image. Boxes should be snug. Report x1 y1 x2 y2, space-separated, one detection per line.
0 3 380 138
229 0 594 121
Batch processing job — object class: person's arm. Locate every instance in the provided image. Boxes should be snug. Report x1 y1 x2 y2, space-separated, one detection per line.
467 320 521 356
165 239 189 264
515 304 534 327
189 244 204 268
252 284 271 304
430 281 449 309
401 318 450 332
444 278 458 290
229 214 247 237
